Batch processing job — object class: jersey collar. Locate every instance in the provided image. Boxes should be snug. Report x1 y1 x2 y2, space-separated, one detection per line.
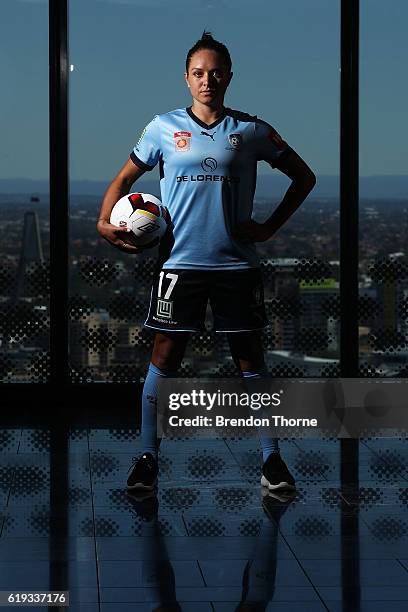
186 106 227 130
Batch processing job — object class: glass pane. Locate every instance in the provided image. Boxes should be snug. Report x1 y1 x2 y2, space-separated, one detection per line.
0 0 50 383
359 0 408 376
69 0 339 380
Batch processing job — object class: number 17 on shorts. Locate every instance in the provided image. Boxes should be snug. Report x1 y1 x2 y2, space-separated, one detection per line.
145 270 183 330
144 268 208 332
156 271 178 319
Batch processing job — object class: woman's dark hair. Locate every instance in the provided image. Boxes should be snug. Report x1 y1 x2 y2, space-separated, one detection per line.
185 31 232 73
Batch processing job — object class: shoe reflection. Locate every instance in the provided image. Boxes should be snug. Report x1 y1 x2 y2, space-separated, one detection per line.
235 490 296 611
127 490 181 611
126 488 296 611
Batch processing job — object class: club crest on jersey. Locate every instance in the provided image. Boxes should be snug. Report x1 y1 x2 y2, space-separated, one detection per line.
174 131 191 151
227 133 243 150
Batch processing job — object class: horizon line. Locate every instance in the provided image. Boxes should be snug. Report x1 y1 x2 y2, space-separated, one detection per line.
2 174 408 182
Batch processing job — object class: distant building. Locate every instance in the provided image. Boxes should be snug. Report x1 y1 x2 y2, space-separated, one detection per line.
14 211 43 300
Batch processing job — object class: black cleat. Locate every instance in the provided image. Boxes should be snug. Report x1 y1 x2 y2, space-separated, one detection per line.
261 488 296 523
126 452 158 491
261 452 296 491
126 490 158 521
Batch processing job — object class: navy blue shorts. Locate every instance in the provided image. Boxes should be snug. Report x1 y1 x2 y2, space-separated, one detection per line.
144 268 267 333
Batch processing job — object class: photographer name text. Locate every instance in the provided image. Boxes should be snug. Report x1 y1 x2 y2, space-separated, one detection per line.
168 415 318 428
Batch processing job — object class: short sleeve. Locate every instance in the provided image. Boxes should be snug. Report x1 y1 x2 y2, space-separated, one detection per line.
130 115 161 171
254 119 289 167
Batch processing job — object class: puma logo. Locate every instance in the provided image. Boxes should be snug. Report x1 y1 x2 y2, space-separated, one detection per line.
201 131 215 141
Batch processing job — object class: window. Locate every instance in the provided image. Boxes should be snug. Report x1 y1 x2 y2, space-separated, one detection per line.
0 0 50 384
359 0 408 377
68 0 340 381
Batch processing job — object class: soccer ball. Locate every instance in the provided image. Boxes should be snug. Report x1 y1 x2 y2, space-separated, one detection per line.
110 192 169 248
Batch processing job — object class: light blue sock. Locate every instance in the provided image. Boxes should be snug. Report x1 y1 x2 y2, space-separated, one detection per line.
141 362 175 460
241 369 280 462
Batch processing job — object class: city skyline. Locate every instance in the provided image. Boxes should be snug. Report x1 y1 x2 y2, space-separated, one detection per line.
2 174 408 199
2 193 407 381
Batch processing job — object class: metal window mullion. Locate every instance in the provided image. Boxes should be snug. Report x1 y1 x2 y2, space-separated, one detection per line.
340 5 360 611
49 0 69 596
340 0 359 376
49 0 69 387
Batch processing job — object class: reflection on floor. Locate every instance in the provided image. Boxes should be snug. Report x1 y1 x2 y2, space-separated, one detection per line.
1 424 408 611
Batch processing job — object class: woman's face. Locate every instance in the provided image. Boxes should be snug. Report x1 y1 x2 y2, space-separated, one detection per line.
185 49 232 108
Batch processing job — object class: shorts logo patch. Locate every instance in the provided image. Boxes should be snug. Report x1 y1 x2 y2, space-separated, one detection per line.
228 133 242 150
174 131 191 151
157 299 173 319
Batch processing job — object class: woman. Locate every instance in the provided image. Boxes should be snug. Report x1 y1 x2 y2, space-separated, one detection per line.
97 32 316 493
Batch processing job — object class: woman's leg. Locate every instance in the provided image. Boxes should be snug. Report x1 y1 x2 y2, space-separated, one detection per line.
227 331 280 461
227 331 295 490
141 331 190 458
127 331 189 491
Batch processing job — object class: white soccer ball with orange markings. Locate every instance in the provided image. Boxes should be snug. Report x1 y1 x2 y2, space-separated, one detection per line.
110 192 170 248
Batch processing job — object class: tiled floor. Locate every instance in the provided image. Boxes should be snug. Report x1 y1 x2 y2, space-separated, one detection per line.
1 424 408 611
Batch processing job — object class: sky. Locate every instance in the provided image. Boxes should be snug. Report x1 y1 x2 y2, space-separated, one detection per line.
0 0 407 182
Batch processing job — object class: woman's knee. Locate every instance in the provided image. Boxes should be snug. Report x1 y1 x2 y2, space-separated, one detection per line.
151 332 189 370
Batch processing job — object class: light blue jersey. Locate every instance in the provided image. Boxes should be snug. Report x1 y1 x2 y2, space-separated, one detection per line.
130 107 288 270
